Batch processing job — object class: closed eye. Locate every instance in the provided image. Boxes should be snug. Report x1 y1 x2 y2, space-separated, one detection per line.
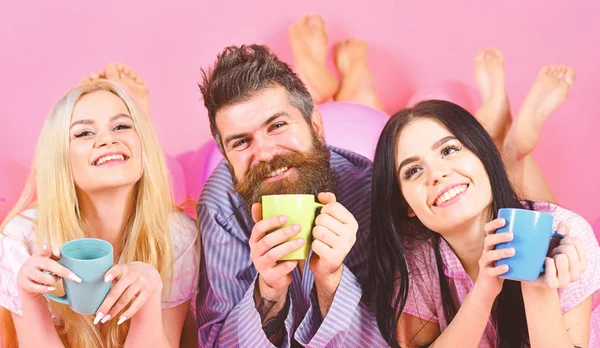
114 124 133 131
74 130 94 138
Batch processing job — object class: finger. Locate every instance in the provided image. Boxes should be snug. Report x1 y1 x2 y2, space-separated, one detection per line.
482 248 515 265
117 286 152 325
485 264 509 277
317 192 336 205
94 273 136 323
554 254 570 288
260 239 305 266
249 215 287 244
483 232 514 251
104 264 125 283
262 260 298 281
37 258 82 283
319 202 356 225
33 244 52 258
255 224 301 256
550 244 581 280
26 268 59 286
540 257 559 288
485 218 506 236
314 212 346 237
251 203 263 224
561 237 586 271
555 220 571 237
312 225 339 249
311 238 334 258
23 280 58 293
104 282 144 324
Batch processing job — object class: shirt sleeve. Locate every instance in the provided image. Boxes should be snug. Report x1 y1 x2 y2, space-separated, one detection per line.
195 204 295 348
551 206 600 313
0 212 37 316
161 212 200 309
294 216 389 347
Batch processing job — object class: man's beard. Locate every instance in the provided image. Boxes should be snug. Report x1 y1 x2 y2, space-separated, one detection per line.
232 136 336 214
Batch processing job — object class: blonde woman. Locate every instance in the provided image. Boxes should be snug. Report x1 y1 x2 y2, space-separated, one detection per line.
0 80 199 348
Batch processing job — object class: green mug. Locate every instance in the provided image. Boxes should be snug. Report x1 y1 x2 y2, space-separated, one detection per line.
45 238 113 314
262 194 324 260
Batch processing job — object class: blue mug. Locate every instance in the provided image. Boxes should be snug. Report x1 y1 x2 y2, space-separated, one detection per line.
45 238 113 314
494 208 563 282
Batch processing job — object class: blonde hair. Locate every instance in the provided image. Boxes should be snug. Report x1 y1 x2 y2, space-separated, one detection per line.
1 80 175 347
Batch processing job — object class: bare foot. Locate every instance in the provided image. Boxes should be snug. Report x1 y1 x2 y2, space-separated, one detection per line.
333 38 384 112
104 63 151 117
473 48 511 146
507 65 576 158
289 14 339 104
79 70 105 87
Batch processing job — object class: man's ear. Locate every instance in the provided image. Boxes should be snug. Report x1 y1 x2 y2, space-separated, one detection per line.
311 109 325 140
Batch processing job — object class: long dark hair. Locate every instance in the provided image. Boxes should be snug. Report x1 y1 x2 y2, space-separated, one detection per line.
367 100 530 347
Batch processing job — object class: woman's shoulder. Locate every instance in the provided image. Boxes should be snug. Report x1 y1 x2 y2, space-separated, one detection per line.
1 208 37 241
168 212 199 257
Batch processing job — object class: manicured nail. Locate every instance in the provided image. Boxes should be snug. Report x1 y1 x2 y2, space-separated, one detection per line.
68 273 82 283
117 316 127 325
42 244 48 251
93 312 103 325
47 286 56 291
296 239 305 245
101 314 111 324
104 274 113 283
293 224 301 232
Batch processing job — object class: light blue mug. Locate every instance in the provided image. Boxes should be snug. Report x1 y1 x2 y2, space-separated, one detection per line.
45 238 113 314
495 208 563 282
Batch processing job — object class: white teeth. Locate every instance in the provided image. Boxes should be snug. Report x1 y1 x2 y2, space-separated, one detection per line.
95 154 125 166
267 167 288 178
435 185 467 206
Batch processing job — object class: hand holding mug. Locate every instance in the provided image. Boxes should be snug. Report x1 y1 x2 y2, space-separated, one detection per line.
17 244 82 298
474 218 514 299
533 221 586 289
93 261 162 325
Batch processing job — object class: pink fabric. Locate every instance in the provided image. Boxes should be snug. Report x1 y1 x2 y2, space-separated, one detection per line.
402 202 600 347
0 209 199 316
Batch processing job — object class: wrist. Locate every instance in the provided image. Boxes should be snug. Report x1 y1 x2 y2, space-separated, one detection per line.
471 280 500 304
314 265 343 294
257 276 288 303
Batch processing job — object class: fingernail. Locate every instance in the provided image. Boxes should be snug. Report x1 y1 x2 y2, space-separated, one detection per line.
47 286 56 291
117 316 127 325
279 215 287 223
68 273 82 283
508 248 515 256
93 312 103 325
101 314 111 324
42 244 48 251
104 274 113 283
293 224 301 232
296 238 305 245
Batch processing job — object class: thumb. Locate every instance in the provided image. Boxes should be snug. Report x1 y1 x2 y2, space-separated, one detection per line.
317 192 336 205
251 203 263 223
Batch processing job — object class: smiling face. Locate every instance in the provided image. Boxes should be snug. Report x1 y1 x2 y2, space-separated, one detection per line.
216 86 334 206
69 90 143 194
395 117 493 235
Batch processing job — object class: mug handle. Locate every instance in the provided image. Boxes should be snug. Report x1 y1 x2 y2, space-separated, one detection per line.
314 202 324 209
539 230 566 273
42 270 71 305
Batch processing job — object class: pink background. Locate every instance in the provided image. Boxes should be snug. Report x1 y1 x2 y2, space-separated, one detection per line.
1 1 599 227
